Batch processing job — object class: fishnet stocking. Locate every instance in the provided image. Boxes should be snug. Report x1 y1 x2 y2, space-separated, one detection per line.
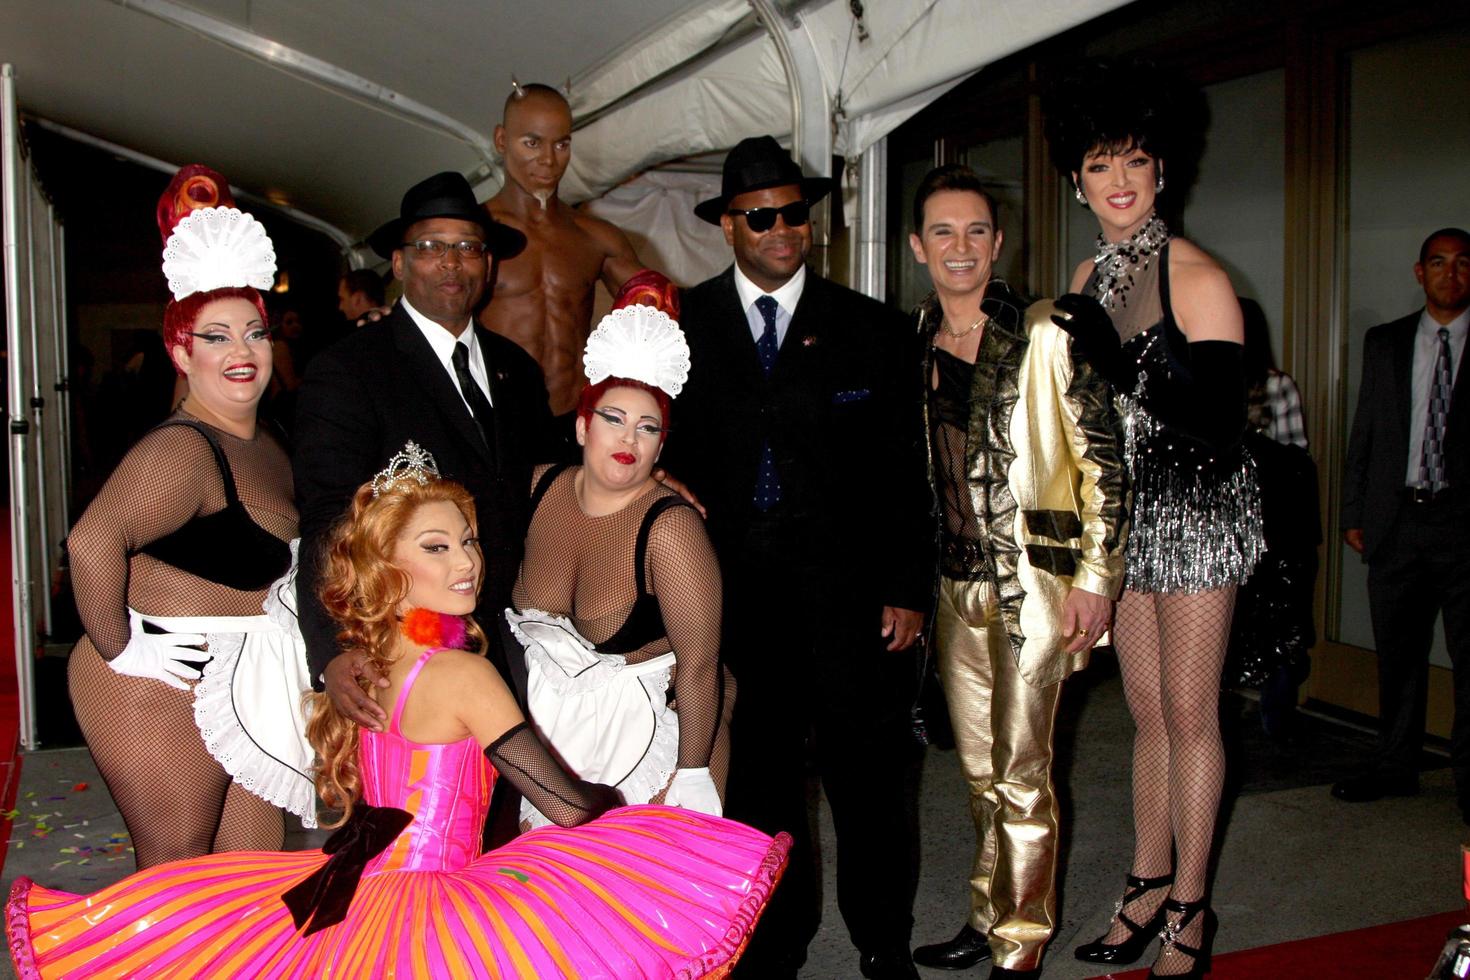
69 642 284 869
513 466 727 781
65 411 295 870
1104 585 1235 975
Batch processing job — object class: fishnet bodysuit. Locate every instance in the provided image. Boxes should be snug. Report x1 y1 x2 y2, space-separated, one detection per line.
1088 251 1236 974
931 347 988 579
67 411 297 869
512 465 730 798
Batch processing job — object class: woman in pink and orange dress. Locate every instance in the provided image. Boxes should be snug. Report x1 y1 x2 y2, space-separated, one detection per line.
8 448 789 979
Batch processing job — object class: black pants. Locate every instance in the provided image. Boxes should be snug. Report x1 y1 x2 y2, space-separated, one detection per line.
1366 496 1470 795
720 525 923 974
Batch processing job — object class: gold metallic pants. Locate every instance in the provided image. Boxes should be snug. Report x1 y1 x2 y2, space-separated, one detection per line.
935 576 1062 970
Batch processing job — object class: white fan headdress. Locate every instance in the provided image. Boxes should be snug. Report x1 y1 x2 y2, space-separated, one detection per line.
161 206 277 301
582 305 691 398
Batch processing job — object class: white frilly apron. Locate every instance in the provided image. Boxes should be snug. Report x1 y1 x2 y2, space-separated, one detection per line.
133 539 317 827
506 608 678 829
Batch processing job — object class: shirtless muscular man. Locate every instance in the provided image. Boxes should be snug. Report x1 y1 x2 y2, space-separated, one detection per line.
481 83 647 426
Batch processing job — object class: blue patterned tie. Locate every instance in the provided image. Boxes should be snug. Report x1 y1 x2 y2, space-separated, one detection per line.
753 296 782 510
1419 327 1453 492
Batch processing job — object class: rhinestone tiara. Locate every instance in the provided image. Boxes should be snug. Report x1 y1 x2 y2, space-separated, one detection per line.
370 441 441 498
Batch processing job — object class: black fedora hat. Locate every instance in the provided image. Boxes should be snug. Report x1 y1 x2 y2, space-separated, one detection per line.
693 135 834 225
367 171 526 260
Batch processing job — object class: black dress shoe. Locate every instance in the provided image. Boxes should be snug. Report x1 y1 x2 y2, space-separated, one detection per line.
987 966 1042 980
1330 771 1419 802
913 924 992 969
859 949 920 980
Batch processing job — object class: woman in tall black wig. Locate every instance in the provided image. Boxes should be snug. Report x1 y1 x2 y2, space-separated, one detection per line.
1045 60 1263 979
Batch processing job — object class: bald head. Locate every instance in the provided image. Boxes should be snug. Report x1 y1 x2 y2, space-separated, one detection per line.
503 83 569 125
495 83 573 206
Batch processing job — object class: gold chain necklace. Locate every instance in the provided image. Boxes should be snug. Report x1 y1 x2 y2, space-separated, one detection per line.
941 314 984 340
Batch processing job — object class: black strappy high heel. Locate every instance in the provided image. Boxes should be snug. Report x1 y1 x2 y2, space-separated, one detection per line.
1148 897 1215 979
1074 871 1174 965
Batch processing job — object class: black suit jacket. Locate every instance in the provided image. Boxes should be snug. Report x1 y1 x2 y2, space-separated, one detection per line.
1342 309 1470 560
292 303 555 685
663 266 934 612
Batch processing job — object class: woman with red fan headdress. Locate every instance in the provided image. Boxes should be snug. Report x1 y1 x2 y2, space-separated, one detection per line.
509 273 735 826
65 165 314 871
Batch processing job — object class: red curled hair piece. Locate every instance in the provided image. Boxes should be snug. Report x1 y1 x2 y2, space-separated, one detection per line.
156 164 236 243
612 269 680 320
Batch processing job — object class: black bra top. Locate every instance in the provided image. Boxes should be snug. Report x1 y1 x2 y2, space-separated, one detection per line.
528 463 693 655
138 420 292 591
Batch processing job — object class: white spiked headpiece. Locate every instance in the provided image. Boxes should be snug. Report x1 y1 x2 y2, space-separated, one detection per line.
371 441 441 498
161 206 277 301
582 305 691 398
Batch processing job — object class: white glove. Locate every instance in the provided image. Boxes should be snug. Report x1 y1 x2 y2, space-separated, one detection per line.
108 612 207 690
664 767 722 816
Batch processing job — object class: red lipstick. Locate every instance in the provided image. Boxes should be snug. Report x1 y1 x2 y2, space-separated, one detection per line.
612 452 636 465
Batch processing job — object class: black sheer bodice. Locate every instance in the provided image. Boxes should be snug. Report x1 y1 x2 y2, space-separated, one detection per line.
1084 242 1263 593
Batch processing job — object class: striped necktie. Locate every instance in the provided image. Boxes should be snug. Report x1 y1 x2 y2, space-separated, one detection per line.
1418 327 1453 492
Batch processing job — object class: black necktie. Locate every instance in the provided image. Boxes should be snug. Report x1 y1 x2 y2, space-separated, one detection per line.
450 341 497 456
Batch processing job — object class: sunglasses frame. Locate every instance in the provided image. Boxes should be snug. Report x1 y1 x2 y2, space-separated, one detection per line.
725 200 812 232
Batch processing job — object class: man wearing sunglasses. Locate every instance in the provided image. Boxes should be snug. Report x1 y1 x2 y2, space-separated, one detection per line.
662 135 934 980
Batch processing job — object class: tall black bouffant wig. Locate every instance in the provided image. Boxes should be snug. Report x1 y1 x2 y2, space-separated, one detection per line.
1043 58 1182 176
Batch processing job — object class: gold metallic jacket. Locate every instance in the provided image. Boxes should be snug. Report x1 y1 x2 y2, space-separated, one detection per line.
918 285 1129 687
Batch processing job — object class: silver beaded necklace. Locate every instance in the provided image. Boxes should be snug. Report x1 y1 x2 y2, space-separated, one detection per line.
1092 212 1170 311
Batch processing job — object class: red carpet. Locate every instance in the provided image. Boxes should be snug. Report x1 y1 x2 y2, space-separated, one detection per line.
0 516 26 876
1087 908 1464 979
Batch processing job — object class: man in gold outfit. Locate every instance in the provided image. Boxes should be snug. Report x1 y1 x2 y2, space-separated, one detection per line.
907 165 1128 980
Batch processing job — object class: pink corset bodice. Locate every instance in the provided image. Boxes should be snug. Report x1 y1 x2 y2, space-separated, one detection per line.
358 648 496 873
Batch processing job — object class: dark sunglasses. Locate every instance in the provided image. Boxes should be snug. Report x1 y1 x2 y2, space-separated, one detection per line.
726 200 811 232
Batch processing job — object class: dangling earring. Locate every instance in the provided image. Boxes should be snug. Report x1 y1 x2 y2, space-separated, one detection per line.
1155 173 1165 193
1074 184 1089 209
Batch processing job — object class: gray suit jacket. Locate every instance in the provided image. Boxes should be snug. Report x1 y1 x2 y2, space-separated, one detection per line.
1342 310 1469 559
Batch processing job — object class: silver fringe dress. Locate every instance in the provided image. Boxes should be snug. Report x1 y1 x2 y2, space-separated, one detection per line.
1085 221 1264 594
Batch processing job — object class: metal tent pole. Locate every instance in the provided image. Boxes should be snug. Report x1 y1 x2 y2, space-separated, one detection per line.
2 64 39 749
49 213 71 522
23 180 54 639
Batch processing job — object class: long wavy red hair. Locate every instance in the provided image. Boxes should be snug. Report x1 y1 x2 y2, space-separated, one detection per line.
305 476 485 827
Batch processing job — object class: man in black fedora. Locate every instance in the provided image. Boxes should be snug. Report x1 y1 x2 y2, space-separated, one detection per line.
294 171 556 726
661 135 934 980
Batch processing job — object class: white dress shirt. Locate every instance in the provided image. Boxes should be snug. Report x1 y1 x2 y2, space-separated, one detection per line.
1403 306 1467 485
733 263 806 350
401 297 494 410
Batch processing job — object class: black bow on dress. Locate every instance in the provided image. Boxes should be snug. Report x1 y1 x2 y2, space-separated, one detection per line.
281 803 413 936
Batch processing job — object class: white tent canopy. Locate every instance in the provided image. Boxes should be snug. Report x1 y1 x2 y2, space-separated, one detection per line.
3 0 1126 246
565 0 1126 202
